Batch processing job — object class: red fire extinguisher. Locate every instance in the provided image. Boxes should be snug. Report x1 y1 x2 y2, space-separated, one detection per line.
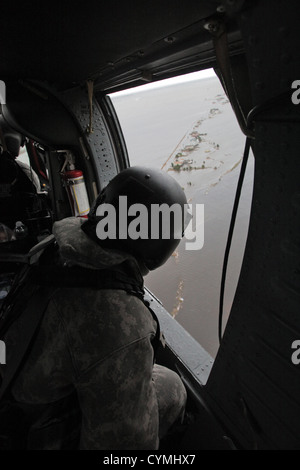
63 168 90 218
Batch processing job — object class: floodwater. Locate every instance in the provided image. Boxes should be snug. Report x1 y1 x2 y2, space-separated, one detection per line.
110 75 254 358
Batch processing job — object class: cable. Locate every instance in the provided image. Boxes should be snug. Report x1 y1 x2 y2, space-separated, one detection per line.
218 136 251 344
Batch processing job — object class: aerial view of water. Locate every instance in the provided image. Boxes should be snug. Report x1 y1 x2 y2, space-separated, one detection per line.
110 74 254 358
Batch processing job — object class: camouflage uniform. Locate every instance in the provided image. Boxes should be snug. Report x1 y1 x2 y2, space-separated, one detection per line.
2 217 187 450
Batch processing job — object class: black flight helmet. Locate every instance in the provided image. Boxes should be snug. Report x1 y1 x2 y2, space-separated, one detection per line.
82 166 188 270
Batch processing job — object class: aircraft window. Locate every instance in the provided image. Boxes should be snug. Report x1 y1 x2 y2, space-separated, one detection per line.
109 69 254 358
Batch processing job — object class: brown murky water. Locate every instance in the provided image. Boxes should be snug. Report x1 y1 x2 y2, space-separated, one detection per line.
110 75 254 358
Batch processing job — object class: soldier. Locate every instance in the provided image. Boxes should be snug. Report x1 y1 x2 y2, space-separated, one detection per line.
0 167 187 450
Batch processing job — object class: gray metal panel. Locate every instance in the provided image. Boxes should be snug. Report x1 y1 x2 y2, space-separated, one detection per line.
59 86 119 190
144 288 214 386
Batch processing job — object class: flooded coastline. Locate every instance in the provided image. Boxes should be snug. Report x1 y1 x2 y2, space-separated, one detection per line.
110 75 254 357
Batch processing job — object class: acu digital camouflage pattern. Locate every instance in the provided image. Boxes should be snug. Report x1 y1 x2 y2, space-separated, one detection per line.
2 217 187 449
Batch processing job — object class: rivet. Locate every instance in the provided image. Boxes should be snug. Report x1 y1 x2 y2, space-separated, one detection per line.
204 21 219 33
164 36 175 44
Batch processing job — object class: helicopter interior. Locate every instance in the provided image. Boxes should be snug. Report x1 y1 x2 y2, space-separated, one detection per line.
0 0 299 450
